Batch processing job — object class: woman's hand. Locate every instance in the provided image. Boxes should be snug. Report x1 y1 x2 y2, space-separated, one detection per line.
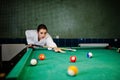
27 44 33 48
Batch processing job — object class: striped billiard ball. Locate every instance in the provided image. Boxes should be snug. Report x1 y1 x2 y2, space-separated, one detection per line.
87 52 93 58
67 66 78 76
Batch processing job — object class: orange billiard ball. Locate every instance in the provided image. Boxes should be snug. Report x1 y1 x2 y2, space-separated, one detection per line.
39 54 45 60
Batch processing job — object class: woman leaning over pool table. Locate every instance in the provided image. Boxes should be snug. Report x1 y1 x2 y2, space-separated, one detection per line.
25 24 63 53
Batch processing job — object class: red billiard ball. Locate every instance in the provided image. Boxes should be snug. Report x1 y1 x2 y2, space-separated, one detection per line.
39 54 45 60
70 56 76 62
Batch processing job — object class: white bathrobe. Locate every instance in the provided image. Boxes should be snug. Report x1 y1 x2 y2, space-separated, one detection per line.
25 30 57 47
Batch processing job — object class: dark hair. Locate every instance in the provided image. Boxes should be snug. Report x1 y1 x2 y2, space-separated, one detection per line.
37 24 48 32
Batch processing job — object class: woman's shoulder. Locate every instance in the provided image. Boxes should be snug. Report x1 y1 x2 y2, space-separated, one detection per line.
46 33 51 38
26 30 37 33
25 30 37 36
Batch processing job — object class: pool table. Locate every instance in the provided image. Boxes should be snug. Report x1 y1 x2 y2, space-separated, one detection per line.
6 47 120 80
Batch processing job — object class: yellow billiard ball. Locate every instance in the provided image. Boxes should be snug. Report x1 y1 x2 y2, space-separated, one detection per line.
67 66 78 76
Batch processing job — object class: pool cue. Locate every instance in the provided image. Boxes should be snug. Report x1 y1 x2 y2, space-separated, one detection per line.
31 44 54 48
60 48 77 51
32 44 76 51
30 44 76 52
27 44 49 49
30 44 66 53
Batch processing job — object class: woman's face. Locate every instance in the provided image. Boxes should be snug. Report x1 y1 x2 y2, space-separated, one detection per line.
38 29 47 39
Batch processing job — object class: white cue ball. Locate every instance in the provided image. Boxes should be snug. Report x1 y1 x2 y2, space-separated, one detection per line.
48 47 52 50
30 59 37 65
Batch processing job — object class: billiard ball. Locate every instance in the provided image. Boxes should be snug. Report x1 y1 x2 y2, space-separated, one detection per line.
87 52 93 58
48 47 52 50
30 59 37 66
70 56 76 62
67 66 78 76
39 54 45 60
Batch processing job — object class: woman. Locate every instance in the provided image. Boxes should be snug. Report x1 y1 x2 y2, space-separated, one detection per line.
25 24 64 53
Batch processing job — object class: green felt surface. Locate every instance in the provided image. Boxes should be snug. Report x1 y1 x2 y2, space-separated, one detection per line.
7 48 120 80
